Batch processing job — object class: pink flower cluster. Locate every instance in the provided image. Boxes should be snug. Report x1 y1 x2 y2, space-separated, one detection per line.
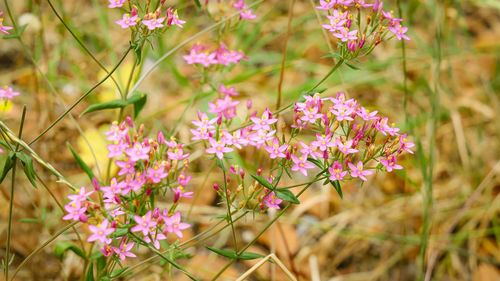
109 0 185 30
316 0 409 54
0 86 20 100
183 43 247 68
203 0 257 20
62 117 193 261
191 90 414 210
0 12 13 34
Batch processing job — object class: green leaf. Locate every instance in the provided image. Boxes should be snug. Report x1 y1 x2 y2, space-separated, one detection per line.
307 157 324 169
206 247 265 260
274 188 300 204
300 87 327 97
54 241 88 261
80 99 128 116
0 151 16 184
3 24 28 39
194 0 201 8
345 61 360 70
251 174 274 190
127 92 147 119
330 180 343 199
85 262 95 281
321 52 343 59
216 158 226 171
17 152 37 188
210 214 227 221
67 142 96 181
109 227 129 238
110 267 129 278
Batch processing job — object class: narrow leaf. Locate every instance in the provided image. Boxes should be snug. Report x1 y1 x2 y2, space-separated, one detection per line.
194 0 201 8
206 247 264 260
345 61 360 70
110 267 129 278
54 241 88 261
80 99 128 116
0 151 16 184
127 92 147 119
330 180 343 199
251 174 273 190
274 188 300 204
17 152 37 188
67 142 96 181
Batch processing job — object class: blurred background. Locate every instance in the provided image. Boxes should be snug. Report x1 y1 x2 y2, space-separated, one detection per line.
0 0 499 280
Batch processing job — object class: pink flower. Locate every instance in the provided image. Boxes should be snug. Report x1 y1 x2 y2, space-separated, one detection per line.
67 186 94 203
218 84 239 97
328 161 348 181
300 107 323 124
336 138 359 154
356 107 378 120
264 138 288 159
263 191 282 209
291 154 316 176
104 121 128 142
299 141 322 160
250 109 278 131
311 133 335 152
333 28 358 42
142 17 165 30
143 231 166 249
0 86 20 99
380 154 403 172
116 13 138 28
167 145 190 160
240 9 257 20
206 138 233 159
87 219 115 244
398 133 415 154
101 245 114 257
107 140 128 158
131 211 157 236
163 211 190 239
62 201 87 222
108 0 126 8
389 24 410 40
126 142 151 162
348 161 373 181
146 162 168 183
166 9 186 28
114 240 136 261
115 158 136 176
177 171 191 187
173 186 194 201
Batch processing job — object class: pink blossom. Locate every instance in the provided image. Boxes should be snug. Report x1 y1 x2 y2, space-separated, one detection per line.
167 146 190 160
166 9 186 28
218 84 239 97
380 154 403 172
107 140 128 158
336 138 359 154
87 219 115 244
311 133 335 152
264 138 288 159
177 171 191 186
291 154 316 176
67 186 94 203
250 109 278 131
131 211 157 236
332 28 358 42
108 0 126 8
115 158 136 176
299 141 322 160
146 162 168 183
263 191 282 209
142 17 165 30
143 231 166 249
116 14 138 28
173 186 194 201
114 240 136 261
0 86 20 99
206 138 233 159
163 211 190 239
125 142 151 162
328 161 348 181
398 133 415 154
348 161 373 181
356 107 378 120
62 201 87 222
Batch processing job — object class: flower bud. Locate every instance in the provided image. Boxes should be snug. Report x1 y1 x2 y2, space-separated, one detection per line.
240 169 245 179
126 116 134 127
111 220 117 228
153 207 160 219
247 99 252 109
256 167 263 176
146 188 152 196
79 213 88 223
213 183 220 191
92 177 101 191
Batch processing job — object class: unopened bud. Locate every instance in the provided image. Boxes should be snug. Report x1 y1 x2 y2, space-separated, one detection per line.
153 207 160 219
247 99 252 109
213 183 220 191
79 213 88 223
256 167 263 176
92 177 100 191
146 188 152 196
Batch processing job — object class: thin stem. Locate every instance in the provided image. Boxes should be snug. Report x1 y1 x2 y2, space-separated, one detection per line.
10 221 79 281
222 169 238 252
46 0 124 95
129 233 199 281
28 46 132 146
276 0 296 111
4 106 26 280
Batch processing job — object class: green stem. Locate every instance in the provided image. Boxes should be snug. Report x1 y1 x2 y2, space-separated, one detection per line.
46 0 124 96
28 46 132 146
10 221 79 281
